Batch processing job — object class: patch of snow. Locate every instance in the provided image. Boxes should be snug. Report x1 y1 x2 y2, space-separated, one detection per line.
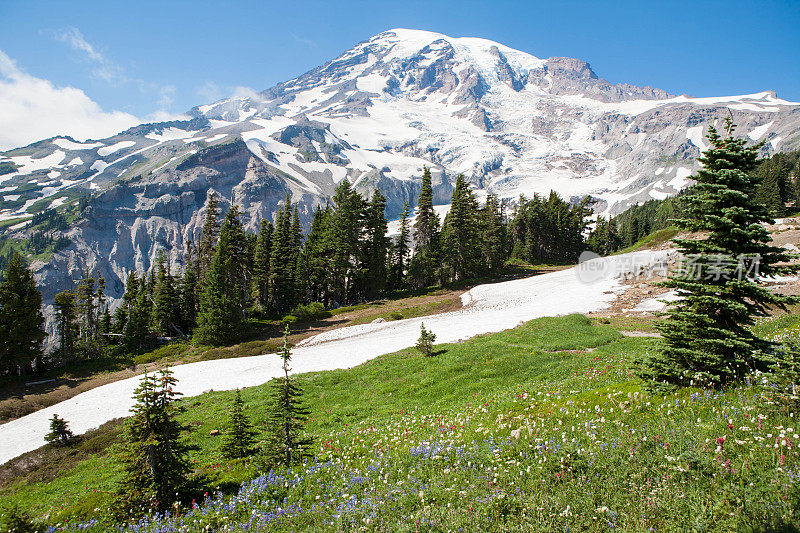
0 249 672 465
67 157 83 166
6 150 66 176
145 128 194 143
51 138 103 150
686 126 708 152
748 121 774 140
668 167 693 189
634 290 681 312
97 141 136 157
90 160 108 172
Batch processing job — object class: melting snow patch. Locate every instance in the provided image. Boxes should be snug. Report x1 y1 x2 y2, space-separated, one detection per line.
97 141 136 157
145 128 194 143
51 138 103 150
668 167 693 189
748 121 774 140
686 126 708 152
90 160 109 172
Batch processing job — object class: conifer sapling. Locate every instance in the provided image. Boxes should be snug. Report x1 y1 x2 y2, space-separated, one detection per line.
44 414 74 446
416 322 436 357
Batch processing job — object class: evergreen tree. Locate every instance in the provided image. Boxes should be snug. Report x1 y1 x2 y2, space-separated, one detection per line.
360 189 390 300
118 368 192 514
53 290 77 361
392 202 411 289
194 205 251 345
179 242 199 333
75 271 96 344
222 389 257 459
441 174 481 282
480 194 505 272
327 181 363 305
253 219 273 309
303 205 334 306
193 252 238 346
152 251 179 337
44 414 74 446
409 168 442 289
415 322 436 357
414 167 439 249
643 119 798 389
197 192 221 285
270 197 299 313
0 252 45 374
123 279 151 351
263 326 313 467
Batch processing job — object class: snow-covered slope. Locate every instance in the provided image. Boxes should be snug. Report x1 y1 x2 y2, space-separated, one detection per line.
0 249 671 465
0 28 797 341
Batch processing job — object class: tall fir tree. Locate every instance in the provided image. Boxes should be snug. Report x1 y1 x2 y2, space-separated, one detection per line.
123 276 151 350
392 202 411 289
328 181 363 305
303 205 334 305
479 194 505 273
194 205 251 345
152 251 179 337
179 242 199 333
75 271 96 344
0 252 45 374
644 118 798 389
263 326 313 467
253 218 274 309
197 192 221 286
409 168 442 289
53 290 77 361
441 174 481 282
414 167 440 249
270 197 298 313
360 189 390 300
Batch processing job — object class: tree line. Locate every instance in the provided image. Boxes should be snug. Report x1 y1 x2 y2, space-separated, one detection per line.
2 164 689 372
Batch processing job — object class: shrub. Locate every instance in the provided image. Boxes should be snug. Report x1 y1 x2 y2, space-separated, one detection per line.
291 302 331 322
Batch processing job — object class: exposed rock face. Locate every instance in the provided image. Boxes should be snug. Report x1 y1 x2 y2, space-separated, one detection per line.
0 28 798 346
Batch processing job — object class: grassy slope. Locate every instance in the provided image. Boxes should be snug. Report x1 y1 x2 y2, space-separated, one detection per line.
1 313 799 531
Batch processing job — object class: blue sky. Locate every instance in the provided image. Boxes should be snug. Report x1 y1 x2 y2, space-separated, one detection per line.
0 0 798 148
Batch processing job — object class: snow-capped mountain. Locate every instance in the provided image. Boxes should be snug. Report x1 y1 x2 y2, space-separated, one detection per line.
0 28 798 336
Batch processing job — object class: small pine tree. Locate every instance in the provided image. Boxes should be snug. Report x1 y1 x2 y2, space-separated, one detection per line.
263 326 313 467
118 368 192 514
415 322 436 357
44 414 74 446
222 389 257 459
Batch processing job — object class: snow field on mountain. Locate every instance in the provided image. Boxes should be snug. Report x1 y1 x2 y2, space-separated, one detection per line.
0 250 670 465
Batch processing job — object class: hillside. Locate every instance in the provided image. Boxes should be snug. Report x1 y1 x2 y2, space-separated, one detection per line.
1 312 798 531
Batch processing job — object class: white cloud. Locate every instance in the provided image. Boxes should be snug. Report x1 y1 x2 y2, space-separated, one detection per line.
0 49 141 150
52 27 127 85
195 82 260 105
